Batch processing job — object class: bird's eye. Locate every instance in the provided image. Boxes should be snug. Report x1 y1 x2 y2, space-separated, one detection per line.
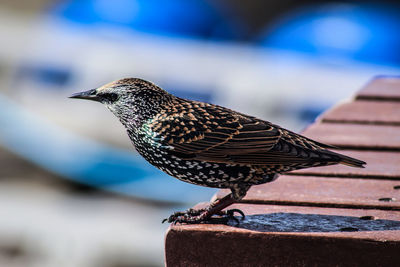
100 93 119 103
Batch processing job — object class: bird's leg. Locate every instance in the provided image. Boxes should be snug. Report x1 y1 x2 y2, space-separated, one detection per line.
163 185 249 224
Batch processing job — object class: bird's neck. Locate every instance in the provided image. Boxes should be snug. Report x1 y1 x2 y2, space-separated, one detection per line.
118 97 173 137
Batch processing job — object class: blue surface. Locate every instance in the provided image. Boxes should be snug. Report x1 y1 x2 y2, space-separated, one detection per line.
17 64 73 87
260 4 400 66
52 0 241 40
0 95 216 203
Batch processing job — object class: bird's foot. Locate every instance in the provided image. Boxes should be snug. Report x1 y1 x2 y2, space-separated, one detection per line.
162 208 206 224
162 208 245 224
162 208 205 223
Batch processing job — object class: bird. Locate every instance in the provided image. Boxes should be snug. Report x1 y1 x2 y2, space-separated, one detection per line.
70 78 366 224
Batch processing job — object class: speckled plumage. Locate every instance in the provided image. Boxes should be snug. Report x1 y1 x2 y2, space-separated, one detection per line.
70 78 366 224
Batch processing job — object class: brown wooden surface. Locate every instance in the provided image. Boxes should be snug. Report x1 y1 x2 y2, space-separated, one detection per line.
356 77 400 101
169 203 400 240
165 77 400 267
215 175 400 210
321 100 400 125
302 123 400 150
166 204 400 267
166 227 400 267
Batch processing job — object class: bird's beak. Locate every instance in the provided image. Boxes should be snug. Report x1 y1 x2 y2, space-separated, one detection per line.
69 89 101 102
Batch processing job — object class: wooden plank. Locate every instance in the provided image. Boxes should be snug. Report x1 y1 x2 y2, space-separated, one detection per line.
320 100 400 125
302 123 400 150
166 204 400 267
291 150 400 179
215 175 400 210
356 77 400 101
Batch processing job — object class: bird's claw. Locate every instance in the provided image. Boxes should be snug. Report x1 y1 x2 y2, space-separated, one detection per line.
225 208 245 223
207 208 245 224
162 208 245 225
162 209 205 224
162 208 206 223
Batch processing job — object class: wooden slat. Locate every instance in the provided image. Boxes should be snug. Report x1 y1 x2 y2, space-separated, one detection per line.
356 77 400 101
302 123 400 150
215 175 400 210
320 100 400 125
292 150 400 179
166 204 400 267
227 204 400 226
173 203 400 239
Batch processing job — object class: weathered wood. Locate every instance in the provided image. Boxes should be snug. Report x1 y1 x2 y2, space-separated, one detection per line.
302 123 400 150
320 100 400 125
165 204 400 267
356 77 400 101
215 175 400 210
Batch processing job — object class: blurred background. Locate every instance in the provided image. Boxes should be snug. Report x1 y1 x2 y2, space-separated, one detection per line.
1 0 400 266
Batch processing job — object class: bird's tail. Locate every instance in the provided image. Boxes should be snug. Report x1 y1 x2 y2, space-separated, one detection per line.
319 149 366 168
337 154 366 168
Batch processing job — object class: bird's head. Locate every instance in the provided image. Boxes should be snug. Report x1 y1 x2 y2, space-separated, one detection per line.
70 78 172 126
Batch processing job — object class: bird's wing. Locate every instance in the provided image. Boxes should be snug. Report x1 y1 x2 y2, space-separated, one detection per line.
150 99 329 165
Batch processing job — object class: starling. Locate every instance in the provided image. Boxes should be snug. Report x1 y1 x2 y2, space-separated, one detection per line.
70 78 366 224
